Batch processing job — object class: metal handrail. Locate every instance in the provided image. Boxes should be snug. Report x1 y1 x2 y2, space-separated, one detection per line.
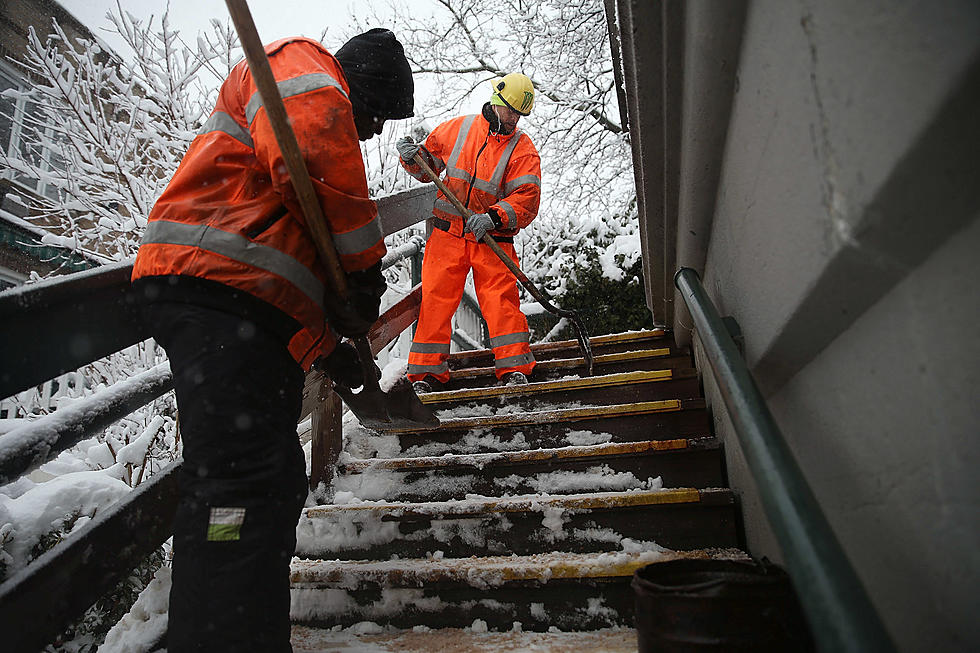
673 267 896 653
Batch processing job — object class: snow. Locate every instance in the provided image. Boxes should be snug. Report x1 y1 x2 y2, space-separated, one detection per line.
0 362 172 477
98 566 170 653
288 623 636 653
0 469 130 574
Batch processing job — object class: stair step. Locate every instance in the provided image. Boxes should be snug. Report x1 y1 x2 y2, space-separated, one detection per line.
291 625 638 653
296 488 738 560
447 328 670 369
289 548 748 631
334 438 725 502
399 399 683 433
420 369 701 409
379 399 710 453
448 349 693 389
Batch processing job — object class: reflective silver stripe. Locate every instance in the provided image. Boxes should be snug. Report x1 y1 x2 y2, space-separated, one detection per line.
411 342 451 354
408 362 449 375
495 352 534 369
246 72 348 125
200 111 253 149
496 200 518 228
142 220 324 309
333 216 383 256
445 118 525 200
444 167 473 185
489 331 530 348
503 174 541 195
445 115 477 169
435 198 465 218
470 177 500 197
488 130 524 193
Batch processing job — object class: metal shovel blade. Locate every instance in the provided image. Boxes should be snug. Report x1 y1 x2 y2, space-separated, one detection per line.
333 377 440 431
568 313 595 377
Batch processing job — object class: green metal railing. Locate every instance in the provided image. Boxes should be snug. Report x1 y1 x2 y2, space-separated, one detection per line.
674 267 896 653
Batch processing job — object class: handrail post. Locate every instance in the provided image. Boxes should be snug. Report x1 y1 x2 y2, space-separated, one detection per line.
674 267 896 653
308 374 342 491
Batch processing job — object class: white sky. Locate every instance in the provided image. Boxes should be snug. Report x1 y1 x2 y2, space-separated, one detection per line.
55 0 484 114
58 0 407 51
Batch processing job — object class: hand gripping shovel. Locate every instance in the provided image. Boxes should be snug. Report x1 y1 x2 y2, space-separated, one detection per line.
412 153 594 376
225 0 438 429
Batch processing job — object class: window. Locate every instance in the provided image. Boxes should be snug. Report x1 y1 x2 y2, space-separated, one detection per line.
0 61 64 201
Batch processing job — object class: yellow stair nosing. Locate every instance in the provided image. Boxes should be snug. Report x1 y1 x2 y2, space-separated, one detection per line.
447 329 669 363
421 369 674 404
340 438 691 473
450 347 675 380
290 548 749 586
383 399 683 434
303 487 704 519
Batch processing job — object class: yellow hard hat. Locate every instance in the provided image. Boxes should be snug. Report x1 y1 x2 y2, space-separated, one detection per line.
490 73 535 116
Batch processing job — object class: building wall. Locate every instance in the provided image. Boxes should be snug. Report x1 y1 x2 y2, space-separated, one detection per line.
0 0 108 281
695 0 980 650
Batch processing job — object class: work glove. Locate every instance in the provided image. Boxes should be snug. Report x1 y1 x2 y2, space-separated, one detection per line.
463 211 499 241
317 340 365 389
323 262 386 338
396 136 419 162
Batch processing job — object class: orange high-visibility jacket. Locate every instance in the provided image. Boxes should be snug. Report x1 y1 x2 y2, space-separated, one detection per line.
132 37 385 370
401 112 541 236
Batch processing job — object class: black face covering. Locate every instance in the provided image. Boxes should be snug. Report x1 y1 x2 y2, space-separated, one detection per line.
335 28 414 120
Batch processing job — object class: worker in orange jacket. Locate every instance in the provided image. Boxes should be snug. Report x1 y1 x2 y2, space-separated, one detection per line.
397 73 541 392
131 30 413 652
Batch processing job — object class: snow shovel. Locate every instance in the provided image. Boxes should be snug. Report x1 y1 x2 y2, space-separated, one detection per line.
412 153 595 376
225 0 439 429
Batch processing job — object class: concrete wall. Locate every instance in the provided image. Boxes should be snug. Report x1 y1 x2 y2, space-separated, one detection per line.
696 0 979 650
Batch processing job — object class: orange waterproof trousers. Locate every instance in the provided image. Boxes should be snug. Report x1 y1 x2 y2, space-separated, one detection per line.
407 228 535 383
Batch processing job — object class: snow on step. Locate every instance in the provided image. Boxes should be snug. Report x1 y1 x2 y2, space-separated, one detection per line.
419 369 676 404
378 399 683 434
291 624 639 653
449 347 677 382
291 547 746 593
295 488 726 559
331 442 688 502
288 548 748 630
339 439 690 472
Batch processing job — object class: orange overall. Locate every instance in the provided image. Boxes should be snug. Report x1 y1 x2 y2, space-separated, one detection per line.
400 112 542 383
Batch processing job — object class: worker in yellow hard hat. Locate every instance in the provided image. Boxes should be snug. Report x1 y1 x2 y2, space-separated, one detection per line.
396 72 541 391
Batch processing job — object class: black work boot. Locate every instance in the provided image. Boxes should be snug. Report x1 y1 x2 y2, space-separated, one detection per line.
412 375 446 394
500 371 529 386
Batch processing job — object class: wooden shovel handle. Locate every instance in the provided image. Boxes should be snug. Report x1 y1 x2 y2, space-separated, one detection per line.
225 0 384 391
225 0 349 300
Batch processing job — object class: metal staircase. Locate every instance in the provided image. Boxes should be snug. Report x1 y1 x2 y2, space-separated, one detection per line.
289 329 748 645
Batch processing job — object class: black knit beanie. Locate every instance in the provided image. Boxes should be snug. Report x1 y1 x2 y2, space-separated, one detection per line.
335 28 414 119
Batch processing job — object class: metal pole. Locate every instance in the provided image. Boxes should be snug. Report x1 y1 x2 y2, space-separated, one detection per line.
674 267 896 653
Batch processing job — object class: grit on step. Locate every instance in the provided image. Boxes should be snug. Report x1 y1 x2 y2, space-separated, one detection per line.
447 328 670 369
333 439 725 502
296 488 739 559
421 369 702 412
376 399 711 453
291 625 639 653
289 548 748 631
448 349 694 389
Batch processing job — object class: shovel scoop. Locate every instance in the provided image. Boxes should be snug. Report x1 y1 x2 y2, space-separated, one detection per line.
332 340 439 430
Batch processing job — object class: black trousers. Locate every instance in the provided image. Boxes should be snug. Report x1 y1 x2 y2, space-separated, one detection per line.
145 302 307 653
